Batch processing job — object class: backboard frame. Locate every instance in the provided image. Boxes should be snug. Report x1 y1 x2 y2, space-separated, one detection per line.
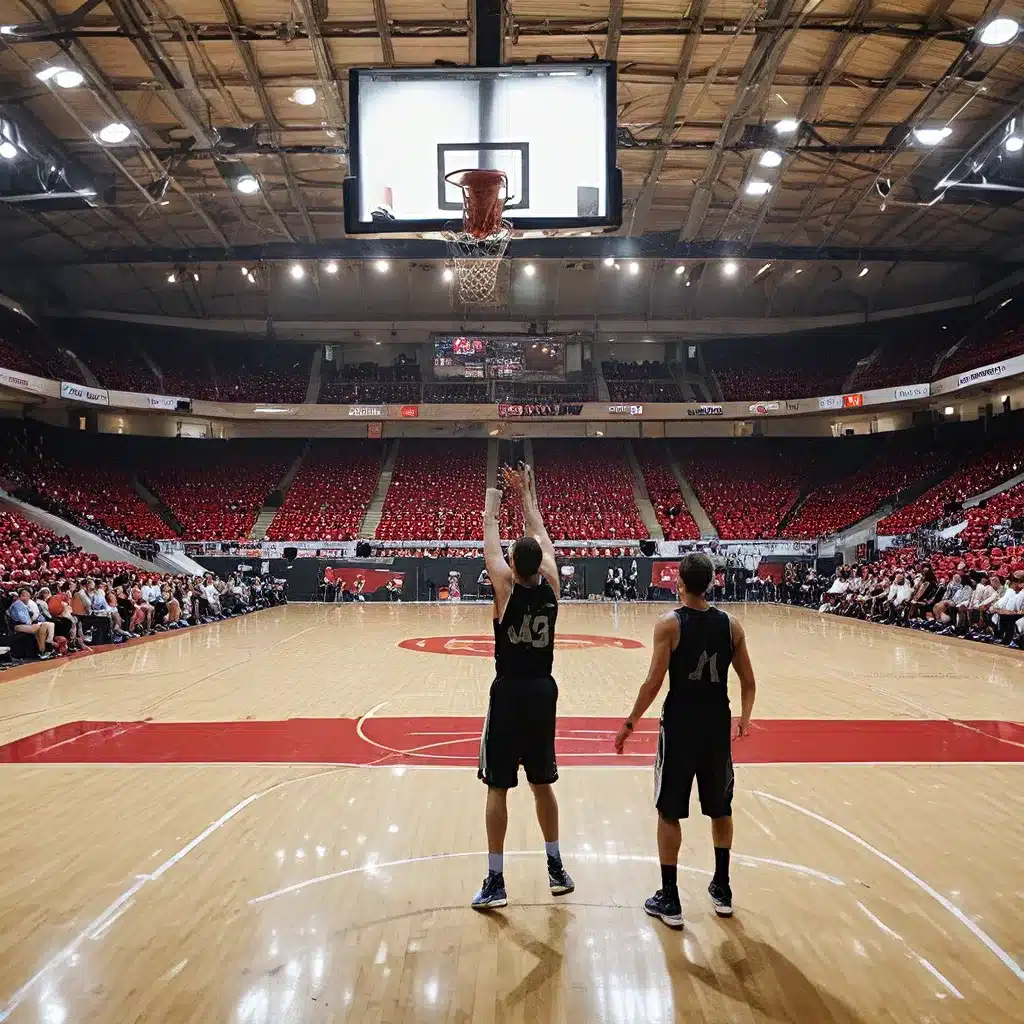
342 61 621 235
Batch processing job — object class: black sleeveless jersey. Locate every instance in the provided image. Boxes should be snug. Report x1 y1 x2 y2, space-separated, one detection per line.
663 605 733 729
493 579 558 679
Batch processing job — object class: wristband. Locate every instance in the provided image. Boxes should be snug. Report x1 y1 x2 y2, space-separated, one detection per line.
624 720 634 731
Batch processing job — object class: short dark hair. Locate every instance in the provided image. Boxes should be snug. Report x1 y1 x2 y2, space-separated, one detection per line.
678 552 714 596
511 536 543 579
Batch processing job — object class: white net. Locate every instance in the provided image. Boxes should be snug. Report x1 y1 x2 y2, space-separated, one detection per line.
443 221 512 307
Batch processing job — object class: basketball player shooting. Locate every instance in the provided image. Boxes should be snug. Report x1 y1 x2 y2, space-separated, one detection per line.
472 464 574 910
614 552 757 928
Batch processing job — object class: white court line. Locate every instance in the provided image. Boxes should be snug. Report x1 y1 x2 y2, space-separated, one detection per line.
754 789 1024 985
248 848 844 906
856 901 963 1000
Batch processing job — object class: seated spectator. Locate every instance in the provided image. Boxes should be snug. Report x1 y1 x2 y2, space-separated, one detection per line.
7 587 55 658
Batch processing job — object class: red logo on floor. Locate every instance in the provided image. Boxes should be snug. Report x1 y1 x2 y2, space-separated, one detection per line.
398 634 645 657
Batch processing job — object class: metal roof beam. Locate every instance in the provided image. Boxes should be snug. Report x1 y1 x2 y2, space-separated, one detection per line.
604 0 624 60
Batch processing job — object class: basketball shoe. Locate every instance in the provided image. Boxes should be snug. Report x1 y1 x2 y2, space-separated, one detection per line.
708 880 733 916
547 856 575 896
644 887 683 929
471 872 507 911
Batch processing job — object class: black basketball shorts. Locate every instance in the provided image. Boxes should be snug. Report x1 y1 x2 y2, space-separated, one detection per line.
653 721 734 820
478 676 558 789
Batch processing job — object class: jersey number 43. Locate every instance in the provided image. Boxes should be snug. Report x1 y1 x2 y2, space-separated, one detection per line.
508 614 550 648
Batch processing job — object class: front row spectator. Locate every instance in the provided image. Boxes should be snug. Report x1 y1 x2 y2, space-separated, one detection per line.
7 588 55 658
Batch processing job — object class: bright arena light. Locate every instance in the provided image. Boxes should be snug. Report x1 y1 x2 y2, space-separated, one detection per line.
236 175 259 194
913 127 952 146
240 266 249 276
375 259 389 273
95 122 131 144
944 406 955 415
442 267 454 282
167 272 176 284
775 119 800 134
54 69 84 89
603 256 615 267
1005 136 1024 153
292 87 317 106
723 261 738 276
759 150 783 167
523 263 536 276
674 265 685 276
744 180 772 196
324 261 338 274
290 263 305 280
628 261 639 275
35 66 62 82
979 18 1019 46
0 140 17 160
858 267 869 278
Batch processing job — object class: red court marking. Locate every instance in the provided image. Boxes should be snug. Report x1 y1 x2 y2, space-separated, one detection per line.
0 718 1020 766
398 634 645 657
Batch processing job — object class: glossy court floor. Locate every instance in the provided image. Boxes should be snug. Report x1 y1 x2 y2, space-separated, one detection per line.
0 602 1020 1024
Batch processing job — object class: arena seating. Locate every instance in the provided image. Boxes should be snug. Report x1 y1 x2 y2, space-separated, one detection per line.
212 345 309 403
783 436 951 539
634 443 701 540
144 440 295 540
0 507 136 589
602 361 682 402
266 441 382 541
850 334 949 392
877 439 1024 536
320 360 421 404
531 440 648 540
675 440 808 539
936 315 1023 378
707 335 865 401
150 339 219 400
960 481 1024 549
423 381 490 403
66 333 160 394
495 381 594 403
375 440 487 540
0 307 84 382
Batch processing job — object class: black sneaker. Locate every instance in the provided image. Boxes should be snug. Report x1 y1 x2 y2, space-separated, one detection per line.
708 880 733 917
471 871 507 911
643 887 683 929
547 856 575 896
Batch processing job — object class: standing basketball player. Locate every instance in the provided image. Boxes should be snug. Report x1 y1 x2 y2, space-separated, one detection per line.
614 552 756 928
472 465 574 910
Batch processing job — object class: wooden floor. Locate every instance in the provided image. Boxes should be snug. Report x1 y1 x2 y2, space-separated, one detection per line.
0 602 1020 1023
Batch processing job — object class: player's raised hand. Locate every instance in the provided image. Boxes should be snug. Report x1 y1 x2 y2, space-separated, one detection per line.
502 464 525 494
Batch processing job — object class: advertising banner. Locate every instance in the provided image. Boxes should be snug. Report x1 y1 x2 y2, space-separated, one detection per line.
323 567 406 594
0 366 56 396
931 353 1024 396
60 381 109 406
686 404 724 417
145 394 186 410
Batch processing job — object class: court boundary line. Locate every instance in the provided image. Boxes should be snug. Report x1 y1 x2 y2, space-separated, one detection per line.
0 761 1019 770
753 789 1024 985
247 848 845 906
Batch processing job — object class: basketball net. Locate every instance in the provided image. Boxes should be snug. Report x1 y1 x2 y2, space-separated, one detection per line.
443 168 512 307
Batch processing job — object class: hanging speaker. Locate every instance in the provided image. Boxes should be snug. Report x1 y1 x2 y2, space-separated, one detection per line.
283 546 298 561
640 539 656 556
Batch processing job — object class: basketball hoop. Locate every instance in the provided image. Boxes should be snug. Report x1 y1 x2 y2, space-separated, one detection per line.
443 168 512 307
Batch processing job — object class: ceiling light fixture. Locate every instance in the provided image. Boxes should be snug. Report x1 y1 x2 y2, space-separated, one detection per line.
35 66 63 82
54 69 84 89
167 272 176 284
247 273 256 284
193 272 199 281
0 26 15 35
723 261 738 276
235 174 259 194
978 18 1019 46
794 268 803 274
159 199 169 206
858 267 869 278
290 263 305 280
759 150 783 168
674 265 685 276
95 122 131 145
943 406 955 415
375 259 389 273
292 87 317 106
0 140 17 160
756 263 772 276
523 263 536 276
240 266 249 276
913 126 952 146
603 256 615 267
324 261 338 274
775 119 800 134
1005 136 1024 153
442 267 454 282
745 180 772 197
628 261 639 275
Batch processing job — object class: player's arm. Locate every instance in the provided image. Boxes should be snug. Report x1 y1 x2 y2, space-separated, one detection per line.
729 616 756 739
517 464 559 591
484 487 513 609
614 613 677 753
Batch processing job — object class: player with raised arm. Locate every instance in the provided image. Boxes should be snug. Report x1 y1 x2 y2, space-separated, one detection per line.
471 465 574 910
614 552 757 928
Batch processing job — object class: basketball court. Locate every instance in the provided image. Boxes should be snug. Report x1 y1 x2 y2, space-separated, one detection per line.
0 602 1020 1023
